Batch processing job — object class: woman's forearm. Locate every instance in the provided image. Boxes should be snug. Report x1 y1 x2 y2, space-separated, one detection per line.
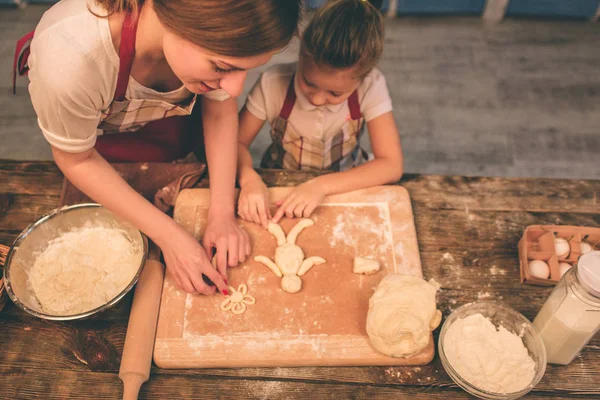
52 147 181 248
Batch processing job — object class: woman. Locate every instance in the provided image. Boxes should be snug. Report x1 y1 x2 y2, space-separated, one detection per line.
15 0 302 296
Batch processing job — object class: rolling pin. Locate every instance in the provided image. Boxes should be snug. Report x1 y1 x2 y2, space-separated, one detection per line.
119 259 165 400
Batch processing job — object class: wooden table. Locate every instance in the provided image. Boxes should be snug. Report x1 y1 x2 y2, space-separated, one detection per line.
1 160 599 399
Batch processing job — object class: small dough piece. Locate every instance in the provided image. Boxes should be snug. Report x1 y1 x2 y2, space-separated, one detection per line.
254 256 282 277
353 257 381 275
286 219 314 245
281 274 302 293
220 284 256 315
275 243 305 275
298 256 326 276
268 223 287 246
367 274 442 358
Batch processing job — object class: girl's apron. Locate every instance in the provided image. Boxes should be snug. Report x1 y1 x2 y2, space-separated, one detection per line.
261 76 367 172
13 10 201 163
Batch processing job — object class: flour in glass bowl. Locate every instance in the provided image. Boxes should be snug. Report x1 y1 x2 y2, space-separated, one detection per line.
443 313 536 394
28 226 141 315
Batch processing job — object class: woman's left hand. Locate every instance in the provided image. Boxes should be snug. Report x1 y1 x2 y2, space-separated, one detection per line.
202 211 251 280
272 180 326 222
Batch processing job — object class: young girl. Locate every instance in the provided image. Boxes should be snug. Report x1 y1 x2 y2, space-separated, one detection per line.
237 0 403 228
15 0 302 295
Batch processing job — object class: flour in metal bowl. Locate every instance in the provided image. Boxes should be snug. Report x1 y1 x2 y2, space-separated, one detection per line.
28 225 142 316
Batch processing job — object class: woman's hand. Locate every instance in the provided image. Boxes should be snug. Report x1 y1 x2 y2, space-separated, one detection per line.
238 176 271 228
202 211 251 280
159 225 228 295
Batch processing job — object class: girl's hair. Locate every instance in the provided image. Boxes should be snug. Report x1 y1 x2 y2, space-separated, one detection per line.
94 0 303 57
301 0 384 78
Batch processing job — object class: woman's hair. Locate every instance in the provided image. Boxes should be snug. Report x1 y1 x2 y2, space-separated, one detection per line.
94 0 303 57
301 0 384 78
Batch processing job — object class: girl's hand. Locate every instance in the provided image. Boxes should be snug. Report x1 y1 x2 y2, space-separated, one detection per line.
238 177 271 228
272 180 326 222
202 211 251 279
159 225 228 295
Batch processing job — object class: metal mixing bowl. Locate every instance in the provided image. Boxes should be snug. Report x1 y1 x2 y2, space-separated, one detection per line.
3 203 147 320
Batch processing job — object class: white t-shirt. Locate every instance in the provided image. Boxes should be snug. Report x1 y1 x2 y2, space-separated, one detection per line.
28 0 229 153
245 63 393 143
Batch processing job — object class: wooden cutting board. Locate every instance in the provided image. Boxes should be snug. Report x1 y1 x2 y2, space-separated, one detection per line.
154 186 434 368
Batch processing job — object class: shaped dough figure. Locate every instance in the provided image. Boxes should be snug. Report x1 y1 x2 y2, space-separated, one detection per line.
220 284 256 315
254 219 326 293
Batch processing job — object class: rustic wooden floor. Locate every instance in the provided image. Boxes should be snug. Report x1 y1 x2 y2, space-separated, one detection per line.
1 5 599 179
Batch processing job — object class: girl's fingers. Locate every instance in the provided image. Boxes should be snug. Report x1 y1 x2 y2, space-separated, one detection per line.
293 202 307 218
304 201 319 218
284 198 301 219
272 193 295 222
272 203 286 222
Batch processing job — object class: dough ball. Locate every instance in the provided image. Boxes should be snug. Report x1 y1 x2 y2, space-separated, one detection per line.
554 237 570 258
528 259 550 279
275 243 304 275
353 257 380 275
281 274 302 293
366 274 441 358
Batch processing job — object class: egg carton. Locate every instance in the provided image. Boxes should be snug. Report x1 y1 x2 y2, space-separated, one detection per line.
518 225 600 286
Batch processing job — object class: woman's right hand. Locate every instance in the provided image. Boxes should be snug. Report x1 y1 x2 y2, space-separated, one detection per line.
49 147 227 296
158 224 228 296
238 177 271 228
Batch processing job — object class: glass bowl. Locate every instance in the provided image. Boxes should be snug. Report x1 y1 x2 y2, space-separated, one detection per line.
438 301 547 400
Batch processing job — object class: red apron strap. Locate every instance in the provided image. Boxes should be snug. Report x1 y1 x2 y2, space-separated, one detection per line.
113 10 140 101
278 74 297 120
347 90 361 120
12 30 35 95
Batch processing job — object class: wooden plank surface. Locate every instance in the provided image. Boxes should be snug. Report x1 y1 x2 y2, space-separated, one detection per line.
0 160 599 399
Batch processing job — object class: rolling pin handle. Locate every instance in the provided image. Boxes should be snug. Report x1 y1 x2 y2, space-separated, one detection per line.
121 373 146 400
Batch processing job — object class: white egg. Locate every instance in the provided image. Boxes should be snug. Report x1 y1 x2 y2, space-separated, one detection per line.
528 260 550 279
554 237 570 258
559 262 572 278
580 242 592 255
